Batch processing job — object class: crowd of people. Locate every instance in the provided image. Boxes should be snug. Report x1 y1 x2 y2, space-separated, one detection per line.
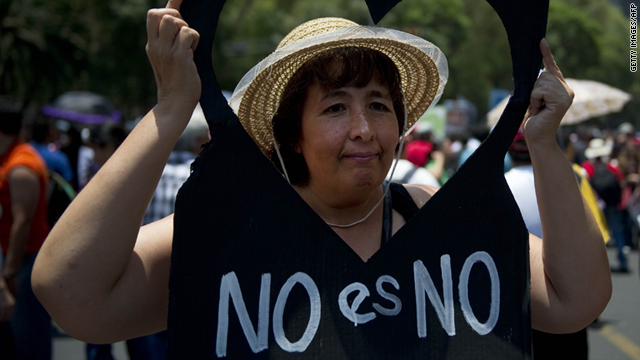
391 121 640 272
0 94 634 360
383 121 638 358
0 97 212 358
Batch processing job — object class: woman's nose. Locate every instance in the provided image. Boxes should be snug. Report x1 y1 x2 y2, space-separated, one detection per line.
349 107 374 141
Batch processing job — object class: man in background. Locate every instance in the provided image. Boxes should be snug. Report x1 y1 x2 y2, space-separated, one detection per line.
0 96 52 359
29 120 73 183
143 103 209 224
505 126 593 359
582 138 628 272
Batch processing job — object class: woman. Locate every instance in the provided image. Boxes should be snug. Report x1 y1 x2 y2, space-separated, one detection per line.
32 0 611 345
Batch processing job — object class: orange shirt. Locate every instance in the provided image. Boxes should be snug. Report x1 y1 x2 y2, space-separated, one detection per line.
0 140 50 254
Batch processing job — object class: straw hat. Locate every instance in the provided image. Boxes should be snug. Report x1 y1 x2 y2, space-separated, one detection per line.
585 138 612 159
229 17 448 158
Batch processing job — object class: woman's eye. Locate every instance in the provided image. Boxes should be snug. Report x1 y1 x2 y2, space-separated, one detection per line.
325 104 345 113
371 102 390 111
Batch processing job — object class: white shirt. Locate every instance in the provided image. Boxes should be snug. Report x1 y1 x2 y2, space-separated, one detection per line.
387 159 440 188
143 151 196 225
504 165 542 238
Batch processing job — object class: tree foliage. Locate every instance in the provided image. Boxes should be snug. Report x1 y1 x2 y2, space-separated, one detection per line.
0 0 88 105
1 0 636 124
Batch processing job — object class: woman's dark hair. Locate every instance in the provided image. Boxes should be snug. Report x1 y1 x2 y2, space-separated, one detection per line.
271 47 405 185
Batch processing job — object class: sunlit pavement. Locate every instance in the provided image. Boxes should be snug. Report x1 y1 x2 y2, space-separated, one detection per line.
53 335 128 360
588 248 640 360
53 249 640 360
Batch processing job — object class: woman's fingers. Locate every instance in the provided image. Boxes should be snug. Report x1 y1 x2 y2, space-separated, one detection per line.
527 39 574 119
529 83 545 117
144 1 201 112
523 40 575 141
166 0 184 11
174 26 200 53
540 39 564 81
146 8 182 42
159 14 189 50
147 11 186 87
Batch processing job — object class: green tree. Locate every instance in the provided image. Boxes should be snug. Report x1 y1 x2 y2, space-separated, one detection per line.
0 0 88 105
546 1 601 78
2 0 635 125
446 0 509 116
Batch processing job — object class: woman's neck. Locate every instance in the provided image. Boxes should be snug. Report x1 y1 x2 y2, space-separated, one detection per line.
294 182 384 226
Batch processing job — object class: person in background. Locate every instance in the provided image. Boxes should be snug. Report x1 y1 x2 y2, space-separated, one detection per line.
614 122 639 250
386 136 440 187
0 96 52 359
458 123 512 174
457 124 488 169
0 251 16 358
409 126 452 183
582 138 628 272
83 122 127 189
505 126 591 359
143 103 209 225
29 120 74 183
57 122 84 191
505 127 543 237
616 122 640 178
561 132 610 245
570 126 593 166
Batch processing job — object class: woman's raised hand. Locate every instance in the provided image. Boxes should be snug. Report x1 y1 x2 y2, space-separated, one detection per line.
523 39 575 147
146 0 201 116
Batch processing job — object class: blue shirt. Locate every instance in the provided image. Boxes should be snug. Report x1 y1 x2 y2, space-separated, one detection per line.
30 142 74 183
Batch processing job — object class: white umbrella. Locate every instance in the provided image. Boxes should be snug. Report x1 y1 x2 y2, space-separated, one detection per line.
486 79 632 127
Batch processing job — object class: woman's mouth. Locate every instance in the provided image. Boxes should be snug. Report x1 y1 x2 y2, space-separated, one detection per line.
344 153 379 162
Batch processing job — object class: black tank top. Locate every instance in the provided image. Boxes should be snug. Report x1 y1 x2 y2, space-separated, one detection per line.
381 182 420 245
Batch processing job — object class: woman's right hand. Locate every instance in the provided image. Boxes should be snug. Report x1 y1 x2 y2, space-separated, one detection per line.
146 0 201 117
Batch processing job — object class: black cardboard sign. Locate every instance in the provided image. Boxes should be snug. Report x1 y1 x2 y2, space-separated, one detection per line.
169 0 549 358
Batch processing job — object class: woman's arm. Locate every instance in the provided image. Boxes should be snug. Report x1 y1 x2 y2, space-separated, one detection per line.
31 0 200 343
407 41 611 334
526 39 611 333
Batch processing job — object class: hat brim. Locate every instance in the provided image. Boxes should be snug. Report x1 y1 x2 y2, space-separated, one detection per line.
230 26 448 159
585 146 612 159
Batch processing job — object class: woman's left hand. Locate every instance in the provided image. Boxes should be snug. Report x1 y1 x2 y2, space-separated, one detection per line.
523 39 575 147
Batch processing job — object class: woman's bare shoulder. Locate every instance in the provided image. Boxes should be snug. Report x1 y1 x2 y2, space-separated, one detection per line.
401 183 439 209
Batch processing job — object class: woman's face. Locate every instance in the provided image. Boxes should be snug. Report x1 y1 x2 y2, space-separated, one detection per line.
297 78 400 194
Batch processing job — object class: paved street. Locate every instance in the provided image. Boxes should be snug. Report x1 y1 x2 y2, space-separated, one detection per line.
52 248 640 360
588 248 640 360
53 338 128 360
